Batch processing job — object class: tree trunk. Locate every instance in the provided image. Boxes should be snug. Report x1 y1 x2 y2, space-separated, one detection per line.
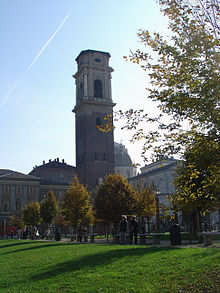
196 209 203 243
188 214 192 244
147 217 150 233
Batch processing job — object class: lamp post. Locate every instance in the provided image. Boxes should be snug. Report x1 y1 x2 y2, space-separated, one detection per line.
156 190 160 233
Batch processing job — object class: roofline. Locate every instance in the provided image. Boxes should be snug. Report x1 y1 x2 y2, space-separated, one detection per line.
128 161 178 182
75 49 111 62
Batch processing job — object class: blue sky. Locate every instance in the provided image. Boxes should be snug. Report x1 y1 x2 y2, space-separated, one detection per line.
0 0 169 174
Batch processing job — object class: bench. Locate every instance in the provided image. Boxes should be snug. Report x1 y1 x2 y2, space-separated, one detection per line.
138 233 165 245
198 232 220 246
70 234 97 243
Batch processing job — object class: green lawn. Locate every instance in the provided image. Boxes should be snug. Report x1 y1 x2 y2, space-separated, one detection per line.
0 240 219 292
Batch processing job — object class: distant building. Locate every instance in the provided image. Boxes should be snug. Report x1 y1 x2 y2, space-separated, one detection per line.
29 158 76 202
129 157 179 207
0 169 40 224
0 159 76 224
114 142 137 179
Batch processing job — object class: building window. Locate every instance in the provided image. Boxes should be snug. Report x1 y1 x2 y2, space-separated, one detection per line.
28 186 34 195
94 79 103 98
3 203 8 212
3 185 10 193
16 186 22 194
16 199 21 211
95 152 106 161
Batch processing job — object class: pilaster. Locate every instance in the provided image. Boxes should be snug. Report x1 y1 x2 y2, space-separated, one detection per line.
23 186 27 207
36 186 40 202
11 185 15 211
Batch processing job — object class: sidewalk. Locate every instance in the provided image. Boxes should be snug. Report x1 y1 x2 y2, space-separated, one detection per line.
56 237 220 248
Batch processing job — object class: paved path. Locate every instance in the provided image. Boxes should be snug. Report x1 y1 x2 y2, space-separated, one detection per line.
55 237 220 248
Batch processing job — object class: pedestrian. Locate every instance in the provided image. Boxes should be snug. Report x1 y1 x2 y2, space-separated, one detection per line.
129 215 138 245
119 215 128 244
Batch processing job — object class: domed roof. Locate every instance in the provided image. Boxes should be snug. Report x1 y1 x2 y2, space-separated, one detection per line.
114 142 133 167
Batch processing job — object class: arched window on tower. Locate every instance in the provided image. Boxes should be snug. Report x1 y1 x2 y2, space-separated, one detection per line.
94 79 103 98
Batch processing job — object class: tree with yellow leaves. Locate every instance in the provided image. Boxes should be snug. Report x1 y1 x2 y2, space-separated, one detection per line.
61 176 94 233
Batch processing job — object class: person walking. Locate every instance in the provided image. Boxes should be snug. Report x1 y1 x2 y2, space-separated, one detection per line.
119 215 128 244
129 216 138 245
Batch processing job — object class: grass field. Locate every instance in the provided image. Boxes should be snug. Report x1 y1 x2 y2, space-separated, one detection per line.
0 240 219 293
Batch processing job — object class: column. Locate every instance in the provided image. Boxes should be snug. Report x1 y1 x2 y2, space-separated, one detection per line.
88 68 93 98
11 185 15 211
83 74 88 97
36 186 40 202
23 186 27 207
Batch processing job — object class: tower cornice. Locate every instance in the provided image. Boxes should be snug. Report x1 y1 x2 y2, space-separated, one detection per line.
72 99 116 113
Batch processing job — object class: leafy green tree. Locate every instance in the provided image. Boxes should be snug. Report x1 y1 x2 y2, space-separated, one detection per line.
171 134 220 231
101 0 219 161
22 201 42 227
134 185 156 233
9 212 24 230
40 191 58 226
114 0 219 217
61 176 94 232
94 174 136 228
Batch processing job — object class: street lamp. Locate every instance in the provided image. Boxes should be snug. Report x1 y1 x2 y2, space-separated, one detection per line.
156 190 160 233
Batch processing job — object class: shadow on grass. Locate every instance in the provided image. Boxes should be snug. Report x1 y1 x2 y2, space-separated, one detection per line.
0 240 40 250
30 246 178 282
0 241 77 255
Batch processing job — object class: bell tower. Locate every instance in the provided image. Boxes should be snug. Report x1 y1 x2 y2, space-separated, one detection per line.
73 50 115 190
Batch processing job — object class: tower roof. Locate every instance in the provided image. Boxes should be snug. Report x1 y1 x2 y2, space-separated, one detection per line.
75 49 111 61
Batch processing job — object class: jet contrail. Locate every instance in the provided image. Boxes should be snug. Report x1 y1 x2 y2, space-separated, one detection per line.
2 9 71 107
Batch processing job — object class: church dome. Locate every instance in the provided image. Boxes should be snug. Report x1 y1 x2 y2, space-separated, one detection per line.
114 142 133 166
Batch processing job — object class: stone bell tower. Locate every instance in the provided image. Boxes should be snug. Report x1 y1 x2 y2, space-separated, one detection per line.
73 50 115 190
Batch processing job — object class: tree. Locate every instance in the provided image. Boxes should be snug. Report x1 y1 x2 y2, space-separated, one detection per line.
184 0 220 39
40 191 58 226
123 1 219 150
61 176 94 232
134 185 157 233
94 174 136 228
22 201 42 227
9 212 24 230
101 0 219 160
171 133 220 231
113 0 219 216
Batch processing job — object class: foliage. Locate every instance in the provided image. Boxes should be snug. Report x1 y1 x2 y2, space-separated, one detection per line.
115 0 219 159
61 175 94 230
113 0 220 216
134 185 157 232
171 133 220 214
22 201 42 227
40 191 58 225
55 213 68 230
9 212 24 230
184 0 220 39
94 173 136 224
1 240 220 293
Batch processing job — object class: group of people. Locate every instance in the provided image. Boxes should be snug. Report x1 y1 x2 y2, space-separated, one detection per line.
119 215 138 245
